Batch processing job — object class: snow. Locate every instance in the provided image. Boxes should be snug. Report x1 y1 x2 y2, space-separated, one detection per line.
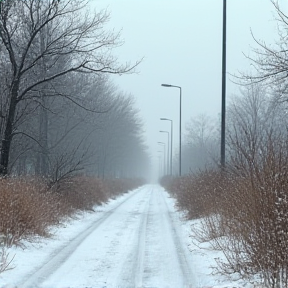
0 185 250 288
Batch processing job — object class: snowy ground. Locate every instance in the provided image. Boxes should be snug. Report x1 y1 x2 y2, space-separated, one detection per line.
0 185 250 288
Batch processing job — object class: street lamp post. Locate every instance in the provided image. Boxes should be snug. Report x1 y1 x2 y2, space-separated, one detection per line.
221 0 227 168
160 118 173 175
161 84 182 176
158 142 166 175
160 130 169 176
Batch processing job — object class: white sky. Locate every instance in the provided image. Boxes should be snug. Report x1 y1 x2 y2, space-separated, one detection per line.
91 0 287 176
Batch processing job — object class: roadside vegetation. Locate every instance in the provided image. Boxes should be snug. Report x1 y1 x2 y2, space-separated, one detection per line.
0 0 149 274
163 88 288 287
161 2 288 287
0 176 145 273
0 176 144 246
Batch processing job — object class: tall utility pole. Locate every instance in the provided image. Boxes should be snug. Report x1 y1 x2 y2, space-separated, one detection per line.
221 0 227 168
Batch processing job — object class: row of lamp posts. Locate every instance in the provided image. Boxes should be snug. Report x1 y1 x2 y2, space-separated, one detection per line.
159 0 227 177
159 84 181 177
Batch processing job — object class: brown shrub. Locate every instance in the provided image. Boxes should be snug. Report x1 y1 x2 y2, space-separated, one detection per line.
53 176 108 211
102 178 145 199
161 171 224 220
0 176 145 247
0 177 64 245
54 177 145 210
214 159 288 286
162 143 288 286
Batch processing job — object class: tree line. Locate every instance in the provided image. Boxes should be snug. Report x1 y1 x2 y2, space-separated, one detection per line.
0 0 150 181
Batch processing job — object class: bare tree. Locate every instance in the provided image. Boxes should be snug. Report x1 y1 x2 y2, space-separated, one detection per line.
91 93 149 179
238 1 288 101
216 84 288 286
226 84 288 176
182 114 218 173
0 0 139 175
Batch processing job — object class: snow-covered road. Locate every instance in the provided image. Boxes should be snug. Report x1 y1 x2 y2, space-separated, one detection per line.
17 185 196 288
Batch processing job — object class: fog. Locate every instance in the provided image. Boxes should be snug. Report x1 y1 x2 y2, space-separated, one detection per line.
1 1 288 285
1 0 285 180
91 0 288 179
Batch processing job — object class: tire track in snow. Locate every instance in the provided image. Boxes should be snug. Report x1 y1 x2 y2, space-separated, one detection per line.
134 185 154 287
159 187 196 287
131 185 196 287
18 186 148 288
17 185 196 288
114 185 153 287
137 186 196 287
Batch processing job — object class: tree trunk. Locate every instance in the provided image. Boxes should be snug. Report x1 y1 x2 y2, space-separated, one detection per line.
37 18 49 177
0 82 19 175
36 95 49 176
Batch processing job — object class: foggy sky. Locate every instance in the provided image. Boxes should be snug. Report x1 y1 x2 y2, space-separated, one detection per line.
92 0 288 177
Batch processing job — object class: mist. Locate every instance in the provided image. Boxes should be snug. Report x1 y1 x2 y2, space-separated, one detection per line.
91 0 288 180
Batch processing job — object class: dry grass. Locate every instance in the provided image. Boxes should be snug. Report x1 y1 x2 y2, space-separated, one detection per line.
160 171 224 220
0 175 145 275
53 176 109 211
0 176 144 248
0 177 63 245
162 142 288 287
103 178 145 199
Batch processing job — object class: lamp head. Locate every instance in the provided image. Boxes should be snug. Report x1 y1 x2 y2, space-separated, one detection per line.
161 84 172 87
